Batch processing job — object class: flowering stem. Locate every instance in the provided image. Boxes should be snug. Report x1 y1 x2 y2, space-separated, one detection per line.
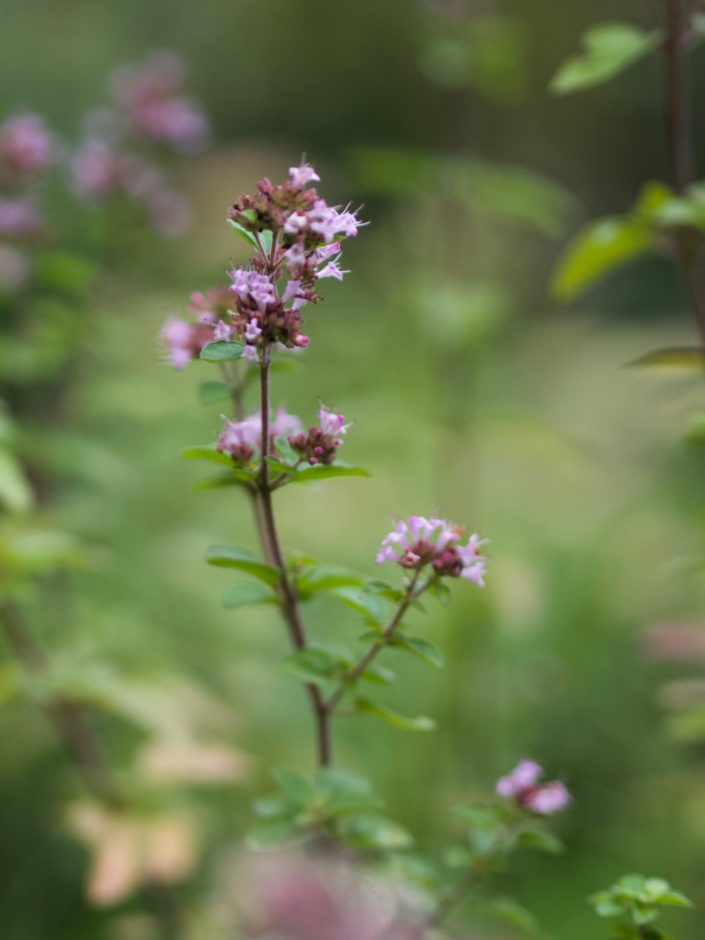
254 353 332 768
662 0 705 347
324 572 428 714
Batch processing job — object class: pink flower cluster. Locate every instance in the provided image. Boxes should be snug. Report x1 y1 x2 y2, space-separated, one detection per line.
71 52 207 236
0 113 57 293
496 760 571 815
287 406 350 465
0 113 57 185
217 408 303 465
376 516 487 585
160 285 233 369
223 164 363 353
71 138 190 236
112 51 209 153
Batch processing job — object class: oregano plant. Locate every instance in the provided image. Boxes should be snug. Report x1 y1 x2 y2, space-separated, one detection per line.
162 163 577 936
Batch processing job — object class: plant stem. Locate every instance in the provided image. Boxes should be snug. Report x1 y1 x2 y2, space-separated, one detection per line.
254 353 332 768
663 0 705 346
324 572 425 714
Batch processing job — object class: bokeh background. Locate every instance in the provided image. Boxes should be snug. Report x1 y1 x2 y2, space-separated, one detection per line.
2 1 705 938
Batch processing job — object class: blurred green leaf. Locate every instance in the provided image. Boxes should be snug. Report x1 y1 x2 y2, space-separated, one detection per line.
0 449 33 513
183 445 234 465
206 545 280 585
550 22 660 95
329 586 388 626
279 643 353 686
361 663 396 685
354 697 435 731
389 634 444 668
628 347 705 370
551 216 651 301
199 341 245 362
482 897 538 933
336 812 414 850
291 461 370 483
297 565 365 596
516 826 563 854
223 581 277 609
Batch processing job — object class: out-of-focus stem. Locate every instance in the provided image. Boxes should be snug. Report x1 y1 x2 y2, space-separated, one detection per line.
253 353 332 768
663 0 705 347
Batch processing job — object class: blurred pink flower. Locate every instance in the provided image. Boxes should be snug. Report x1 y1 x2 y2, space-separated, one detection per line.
0 113 57 180
112 51 209 153
227 849 428 940
496 760 571 815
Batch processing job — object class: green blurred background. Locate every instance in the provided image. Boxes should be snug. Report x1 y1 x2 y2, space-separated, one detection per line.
2 1 705 938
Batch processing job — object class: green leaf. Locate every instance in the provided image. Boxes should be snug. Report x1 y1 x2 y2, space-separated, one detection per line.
389 634 444 668
279 643 353 686
354 697 435 732
516 827 564 854
628 347 705 371
609 926 641 940
199 380 232 405
314 766 373 801
259 230 274 255
274 436 299 463
272 769 316 806
199 341 245 362
0 448 33 513
183 445 234 466
223 581 277 609
336 812 414 850
296 565 366 596
361 663 396 685
194 467 257 488
483 897 538 933
292 461 370 483
550 22 660 96
227 217 258 247
551 216 651 301
329 587 388 626
206 545 280 585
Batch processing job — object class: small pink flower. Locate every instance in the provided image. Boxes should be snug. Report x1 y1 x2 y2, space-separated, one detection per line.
213 320 232 340
496 760 571 816
289 164 320 188
318 406 349 436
